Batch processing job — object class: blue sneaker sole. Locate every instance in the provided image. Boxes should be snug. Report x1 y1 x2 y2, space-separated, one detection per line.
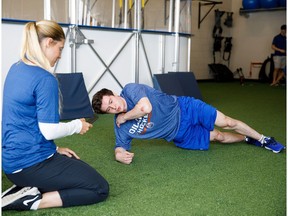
264 146 285 153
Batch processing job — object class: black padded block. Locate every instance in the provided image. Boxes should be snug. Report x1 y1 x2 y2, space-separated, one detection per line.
208 63 234 81
153 72 202 100
56 73 94 120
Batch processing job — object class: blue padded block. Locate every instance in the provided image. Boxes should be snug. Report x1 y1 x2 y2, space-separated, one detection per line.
153 72 202 100
56 73 94 120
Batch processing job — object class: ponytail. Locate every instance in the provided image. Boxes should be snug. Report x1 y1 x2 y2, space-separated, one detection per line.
20 20 65 72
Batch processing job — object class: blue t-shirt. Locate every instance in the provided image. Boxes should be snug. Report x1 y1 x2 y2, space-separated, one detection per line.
114 83 180 150
272 33 286 56
2 61 59 174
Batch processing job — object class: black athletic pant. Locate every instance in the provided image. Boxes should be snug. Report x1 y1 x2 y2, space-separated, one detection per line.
6 153 109 208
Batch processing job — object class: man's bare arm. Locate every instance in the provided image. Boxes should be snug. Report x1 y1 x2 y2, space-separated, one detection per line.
116 97 152 127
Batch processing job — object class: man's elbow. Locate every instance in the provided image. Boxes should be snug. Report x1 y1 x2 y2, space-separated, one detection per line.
141 105 152 114
140 101 152 114
138 97 152 114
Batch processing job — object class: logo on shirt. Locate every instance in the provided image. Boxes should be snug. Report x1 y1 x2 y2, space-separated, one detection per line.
129 113 153 135
146 122 154 128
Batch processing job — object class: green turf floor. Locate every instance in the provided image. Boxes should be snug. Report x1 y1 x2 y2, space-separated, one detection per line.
2 81 286 216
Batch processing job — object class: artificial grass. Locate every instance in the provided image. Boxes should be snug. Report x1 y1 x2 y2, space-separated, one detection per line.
2 81 286 216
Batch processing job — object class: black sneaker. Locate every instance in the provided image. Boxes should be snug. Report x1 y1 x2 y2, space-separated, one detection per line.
2 186 42 211
2 185 22 198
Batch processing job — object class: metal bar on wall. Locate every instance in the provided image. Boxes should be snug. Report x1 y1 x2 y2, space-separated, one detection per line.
87 33 135 92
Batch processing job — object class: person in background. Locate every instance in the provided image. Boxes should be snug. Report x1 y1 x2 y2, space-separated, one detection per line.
271 24 286 86
92 83 285 165
2 20 109 211
272 66 286 86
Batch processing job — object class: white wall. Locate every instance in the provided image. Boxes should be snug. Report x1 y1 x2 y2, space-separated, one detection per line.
230 0 286 79
1 0 287 84
190 0 286 80
1 22 190 99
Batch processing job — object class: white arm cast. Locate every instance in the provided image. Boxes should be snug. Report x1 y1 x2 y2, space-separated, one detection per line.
39 119 82 140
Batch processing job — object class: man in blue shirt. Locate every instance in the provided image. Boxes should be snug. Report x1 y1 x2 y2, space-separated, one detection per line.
92 83 285 164
271 24 286 86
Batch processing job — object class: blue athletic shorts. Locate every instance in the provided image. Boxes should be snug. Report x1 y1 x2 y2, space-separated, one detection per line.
173 97 217 150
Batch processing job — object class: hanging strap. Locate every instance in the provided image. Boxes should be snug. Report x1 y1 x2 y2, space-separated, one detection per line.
213 36 223 63
224 12 233 27
213 9 225 37
223 37 232 61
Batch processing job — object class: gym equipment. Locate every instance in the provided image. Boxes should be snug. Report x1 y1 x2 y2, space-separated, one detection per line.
153 72 203 100
197 0 223 29
56 73 94 120
278 0 286 7
223 37 232 64
212 9 233 65
233 68 245 85
208 63 234 81
213 36 224 63
260 0 278 8
242 0 260 9
212 9 225 37
224 12 233 27
258 56 274 82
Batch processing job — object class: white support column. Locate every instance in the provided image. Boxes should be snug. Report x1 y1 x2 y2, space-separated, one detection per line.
160 35 166 74
69 0 79 24
112 0 116 28
124 0 128 28
136 0 141 30
44 0 51 20
173 0 180 72
168 0 174 32
69 0 79 73
187 37 191 72
135 32 140 83
134 0 142 83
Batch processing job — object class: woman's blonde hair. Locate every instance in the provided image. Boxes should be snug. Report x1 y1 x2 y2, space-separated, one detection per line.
20 20 65 72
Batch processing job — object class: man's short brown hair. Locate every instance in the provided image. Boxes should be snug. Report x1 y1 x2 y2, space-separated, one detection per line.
92 88 114 114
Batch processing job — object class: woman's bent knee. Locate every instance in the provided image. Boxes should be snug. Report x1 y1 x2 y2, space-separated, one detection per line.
97 180 109 202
